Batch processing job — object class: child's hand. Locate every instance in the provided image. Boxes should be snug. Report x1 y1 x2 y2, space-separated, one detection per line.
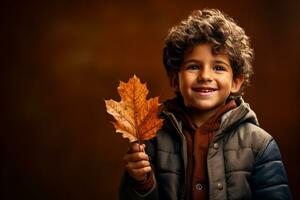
123 142 151 181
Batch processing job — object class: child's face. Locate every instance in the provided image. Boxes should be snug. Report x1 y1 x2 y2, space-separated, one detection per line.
177 43 244 112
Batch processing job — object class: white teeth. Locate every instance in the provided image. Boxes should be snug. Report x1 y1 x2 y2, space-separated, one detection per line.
201 89 213 92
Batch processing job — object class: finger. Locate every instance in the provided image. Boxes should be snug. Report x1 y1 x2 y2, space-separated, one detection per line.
127 142 145 153
128 172 147 182
123 152 149 163
125 160 150 170
129 166 152 178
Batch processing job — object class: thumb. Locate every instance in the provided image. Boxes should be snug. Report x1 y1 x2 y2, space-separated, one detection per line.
127 141 145 153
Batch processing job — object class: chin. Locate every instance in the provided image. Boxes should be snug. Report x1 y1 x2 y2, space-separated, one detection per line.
192 101 221 111
190 103 213 111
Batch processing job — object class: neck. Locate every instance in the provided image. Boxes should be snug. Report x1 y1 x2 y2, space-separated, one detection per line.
186 106 221 128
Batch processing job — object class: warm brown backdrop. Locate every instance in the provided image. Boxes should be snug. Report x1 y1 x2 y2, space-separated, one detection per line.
2 0 300 199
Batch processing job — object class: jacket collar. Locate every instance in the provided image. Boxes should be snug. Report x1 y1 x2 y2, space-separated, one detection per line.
219 97 259 131
161 96 259 138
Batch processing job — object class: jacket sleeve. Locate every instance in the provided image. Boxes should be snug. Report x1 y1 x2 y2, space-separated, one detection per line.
118 140 159 200
250 139 293 199
118 171 159 200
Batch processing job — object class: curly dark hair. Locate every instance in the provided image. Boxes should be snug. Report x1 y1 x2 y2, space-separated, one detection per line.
163 9 254 98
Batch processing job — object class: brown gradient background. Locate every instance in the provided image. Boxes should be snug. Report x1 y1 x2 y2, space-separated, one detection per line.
1 0 300 199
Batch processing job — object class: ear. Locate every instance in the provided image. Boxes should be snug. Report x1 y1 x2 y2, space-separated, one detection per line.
231 75 244 93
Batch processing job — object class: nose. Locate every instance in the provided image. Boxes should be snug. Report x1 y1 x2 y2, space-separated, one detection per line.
197 67 212 82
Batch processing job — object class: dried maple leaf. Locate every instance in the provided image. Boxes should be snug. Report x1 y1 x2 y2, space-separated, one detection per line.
105 75 163 142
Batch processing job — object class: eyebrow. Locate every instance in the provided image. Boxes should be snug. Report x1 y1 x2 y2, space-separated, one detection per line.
215 60 230 67
182 59 200 65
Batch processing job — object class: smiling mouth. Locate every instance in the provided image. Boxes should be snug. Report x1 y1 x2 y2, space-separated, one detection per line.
192 87 217 96
192 88 217 92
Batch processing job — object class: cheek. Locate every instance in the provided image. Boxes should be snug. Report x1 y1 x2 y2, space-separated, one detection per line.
180 72 195 83
219 76 234 88
178 74 191 91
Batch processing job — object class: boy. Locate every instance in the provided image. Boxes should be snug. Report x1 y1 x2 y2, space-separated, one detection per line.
119 9 292 200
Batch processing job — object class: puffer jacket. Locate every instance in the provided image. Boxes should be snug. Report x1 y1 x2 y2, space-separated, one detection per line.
119 98 292 200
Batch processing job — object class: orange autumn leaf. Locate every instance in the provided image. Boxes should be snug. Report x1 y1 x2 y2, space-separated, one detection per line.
105 75 163 142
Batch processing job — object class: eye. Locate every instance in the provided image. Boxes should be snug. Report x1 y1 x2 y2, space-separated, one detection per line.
185 64 199 71
213 65 226 71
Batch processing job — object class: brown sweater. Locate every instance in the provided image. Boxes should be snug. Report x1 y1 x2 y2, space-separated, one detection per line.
182 100 236 200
